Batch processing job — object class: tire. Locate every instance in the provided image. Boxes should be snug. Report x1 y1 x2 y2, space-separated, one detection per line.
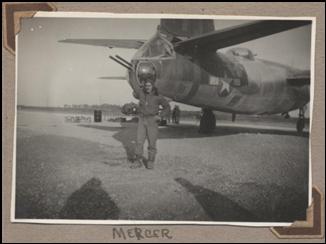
199 110 216 134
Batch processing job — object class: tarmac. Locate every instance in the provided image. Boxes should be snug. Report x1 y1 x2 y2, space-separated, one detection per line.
14 110 309 223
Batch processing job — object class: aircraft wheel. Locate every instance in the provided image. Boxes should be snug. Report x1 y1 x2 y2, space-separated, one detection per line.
296 118 305 133
199 109 216 134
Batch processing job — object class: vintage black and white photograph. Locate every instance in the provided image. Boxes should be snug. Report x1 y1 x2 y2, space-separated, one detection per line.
12 13 314 224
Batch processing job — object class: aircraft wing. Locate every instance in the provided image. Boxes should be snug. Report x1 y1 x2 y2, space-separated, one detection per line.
174 20 311 54
58 39 146 49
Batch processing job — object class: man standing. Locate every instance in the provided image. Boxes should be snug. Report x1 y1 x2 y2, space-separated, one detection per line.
131 80 170 169
172 105 181 124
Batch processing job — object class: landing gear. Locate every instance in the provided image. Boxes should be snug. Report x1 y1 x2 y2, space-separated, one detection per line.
296 108 305 133
199 108 216 134
232 113 236 122
282 112 290 119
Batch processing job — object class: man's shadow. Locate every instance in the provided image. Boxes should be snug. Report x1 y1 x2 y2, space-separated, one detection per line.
175 177 259 222
60 178 120 219
80 123 136 161
175 178 308 222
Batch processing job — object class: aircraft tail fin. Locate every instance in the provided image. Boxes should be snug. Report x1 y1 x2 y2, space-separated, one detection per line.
160 19 214 39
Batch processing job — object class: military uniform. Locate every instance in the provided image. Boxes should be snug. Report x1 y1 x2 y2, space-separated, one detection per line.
133 87 170 169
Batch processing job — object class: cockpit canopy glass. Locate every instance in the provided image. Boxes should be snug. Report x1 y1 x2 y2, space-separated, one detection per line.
138 33 175 59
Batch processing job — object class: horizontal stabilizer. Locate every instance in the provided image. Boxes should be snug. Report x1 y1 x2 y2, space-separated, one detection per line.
174 20 311 54
98 76 126 80
287 77 310 86
287 70 310 86
59 39 146 49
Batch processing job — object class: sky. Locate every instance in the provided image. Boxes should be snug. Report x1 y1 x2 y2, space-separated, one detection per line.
17 17 312 111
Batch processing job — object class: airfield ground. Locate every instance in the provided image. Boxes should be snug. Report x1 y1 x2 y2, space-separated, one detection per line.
14 110 309 223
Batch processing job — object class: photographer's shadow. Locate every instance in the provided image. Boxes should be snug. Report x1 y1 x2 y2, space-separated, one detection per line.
60 178 119 219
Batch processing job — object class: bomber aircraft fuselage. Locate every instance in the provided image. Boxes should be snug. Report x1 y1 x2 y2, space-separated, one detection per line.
60 18 312 133
129 31 310 116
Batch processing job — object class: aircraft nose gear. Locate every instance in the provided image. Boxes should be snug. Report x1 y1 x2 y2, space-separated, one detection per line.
296 107 305 133
136 62 156 84
199 108 216 134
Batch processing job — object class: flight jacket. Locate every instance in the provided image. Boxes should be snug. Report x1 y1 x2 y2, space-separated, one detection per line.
135 87 170 117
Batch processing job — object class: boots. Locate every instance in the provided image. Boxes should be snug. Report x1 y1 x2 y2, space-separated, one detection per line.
130 156 143 169
146 153 155 169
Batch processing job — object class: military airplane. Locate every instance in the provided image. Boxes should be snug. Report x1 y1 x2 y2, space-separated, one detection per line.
59 19 311 133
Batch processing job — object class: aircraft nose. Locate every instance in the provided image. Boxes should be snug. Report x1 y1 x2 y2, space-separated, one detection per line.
136 61 157 84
